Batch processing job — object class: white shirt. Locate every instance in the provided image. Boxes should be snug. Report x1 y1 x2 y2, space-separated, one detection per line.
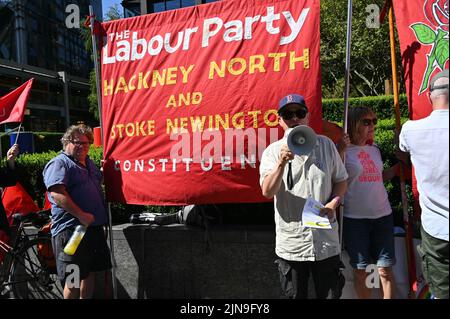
399 109 449 241
260 133 348 261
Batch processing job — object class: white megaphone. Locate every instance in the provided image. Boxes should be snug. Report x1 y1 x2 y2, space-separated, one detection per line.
287 125 317 156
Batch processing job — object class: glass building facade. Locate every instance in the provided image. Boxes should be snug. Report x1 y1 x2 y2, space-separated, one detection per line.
123 0 218 18
0 0 102 132
0 0 219 132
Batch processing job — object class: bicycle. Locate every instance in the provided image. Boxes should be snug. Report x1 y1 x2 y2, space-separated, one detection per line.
0 210 63 299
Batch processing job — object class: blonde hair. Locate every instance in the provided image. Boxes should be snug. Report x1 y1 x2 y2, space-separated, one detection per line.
61 124 94 148
347 106 376 143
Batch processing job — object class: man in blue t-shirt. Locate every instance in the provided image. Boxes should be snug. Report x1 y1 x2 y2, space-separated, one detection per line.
43 124 111 299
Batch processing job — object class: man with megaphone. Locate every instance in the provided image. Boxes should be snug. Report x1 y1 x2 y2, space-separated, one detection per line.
260 93 348 299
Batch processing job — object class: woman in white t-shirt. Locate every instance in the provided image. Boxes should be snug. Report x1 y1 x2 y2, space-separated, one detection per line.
337 106 400 299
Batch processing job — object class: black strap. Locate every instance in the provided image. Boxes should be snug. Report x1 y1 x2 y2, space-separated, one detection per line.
287 162 293 190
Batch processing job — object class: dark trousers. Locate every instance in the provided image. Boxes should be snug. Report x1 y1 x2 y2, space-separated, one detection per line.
275 254 341 299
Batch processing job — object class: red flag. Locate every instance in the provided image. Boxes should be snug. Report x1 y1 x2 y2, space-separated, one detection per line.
84 15 103 36
0 78 34 124
1 182 40 226
379 0 391 24
322 120 343 144
42 192 52 210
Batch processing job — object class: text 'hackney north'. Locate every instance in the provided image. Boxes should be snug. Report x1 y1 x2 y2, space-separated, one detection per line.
99 0 322 205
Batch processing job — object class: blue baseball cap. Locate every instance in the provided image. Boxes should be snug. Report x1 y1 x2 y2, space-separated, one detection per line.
278 94 307 113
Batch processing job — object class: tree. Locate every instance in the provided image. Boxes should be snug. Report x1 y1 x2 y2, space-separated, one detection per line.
82 5 122 121
104 4 122 21
320 0 403 98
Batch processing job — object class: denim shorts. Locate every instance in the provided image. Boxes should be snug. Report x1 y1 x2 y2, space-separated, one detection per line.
343 214 396 269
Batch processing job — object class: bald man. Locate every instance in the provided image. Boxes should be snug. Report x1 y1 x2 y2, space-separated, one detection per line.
399 69 449 299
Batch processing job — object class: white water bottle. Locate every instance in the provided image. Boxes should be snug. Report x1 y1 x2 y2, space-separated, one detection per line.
63 225 87 255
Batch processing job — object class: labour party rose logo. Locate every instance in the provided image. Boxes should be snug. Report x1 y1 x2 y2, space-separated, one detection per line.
411 0 449 93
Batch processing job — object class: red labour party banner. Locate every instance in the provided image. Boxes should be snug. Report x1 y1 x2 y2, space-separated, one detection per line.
100 0 322 205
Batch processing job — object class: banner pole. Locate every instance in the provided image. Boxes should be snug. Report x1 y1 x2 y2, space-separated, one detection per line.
89 6 103 139
14 122 22 145
388 1 416 299
339 0 353 253
342 0 352 135
89 5 117 299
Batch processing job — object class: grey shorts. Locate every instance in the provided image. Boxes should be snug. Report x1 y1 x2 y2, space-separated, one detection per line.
52 226 112 283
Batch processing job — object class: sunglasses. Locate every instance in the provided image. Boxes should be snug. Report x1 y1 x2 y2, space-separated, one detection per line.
279 108 308 120
361 118 378 126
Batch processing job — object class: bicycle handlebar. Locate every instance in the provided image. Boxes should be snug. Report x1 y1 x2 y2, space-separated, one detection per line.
12 209 51 227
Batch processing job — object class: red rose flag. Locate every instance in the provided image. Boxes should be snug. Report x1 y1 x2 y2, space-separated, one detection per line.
393 0 449 120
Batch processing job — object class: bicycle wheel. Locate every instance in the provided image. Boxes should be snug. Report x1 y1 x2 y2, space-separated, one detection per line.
10 237 63 299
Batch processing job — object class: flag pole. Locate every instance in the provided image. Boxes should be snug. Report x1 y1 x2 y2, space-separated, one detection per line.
89 5 117 299
89 6 103 138
0 125 21 159
342 0 353 135
339 0 353 251
13 122 22 145
388 1 416 299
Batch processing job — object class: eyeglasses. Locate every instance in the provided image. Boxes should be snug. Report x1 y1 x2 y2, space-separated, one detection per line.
361 118 378 126
279 108 308 120
71 140 90 146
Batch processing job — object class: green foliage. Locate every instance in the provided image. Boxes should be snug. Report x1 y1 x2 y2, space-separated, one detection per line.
374 117 407 164
322 94 409 122
15 151 58 208
83 5 121 122
104 4 122 21
374 118 413 227
6 146 178 224
88 145 103 165
320 0 403 98
88 70 99 121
